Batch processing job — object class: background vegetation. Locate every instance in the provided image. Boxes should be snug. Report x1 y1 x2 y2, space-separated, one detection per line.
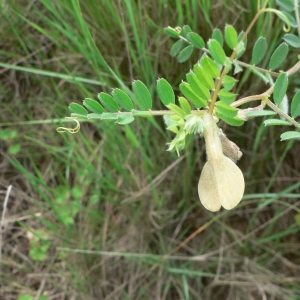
1 0 300 299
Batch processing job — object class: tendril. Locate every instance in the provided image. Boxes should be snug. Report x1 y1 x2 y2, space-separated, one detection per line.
56 117 80 134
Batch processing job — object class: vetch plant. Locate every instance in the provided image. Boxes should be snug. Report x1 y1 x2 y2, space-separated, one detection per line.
58 0 300 212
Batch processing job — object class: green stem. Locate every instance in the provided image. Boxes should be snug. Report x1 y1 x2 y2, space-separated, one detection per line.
265 99 300 129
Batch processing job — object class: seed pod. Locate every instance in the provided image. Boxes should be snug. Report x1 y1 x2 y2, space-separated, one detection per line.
198 113 245 211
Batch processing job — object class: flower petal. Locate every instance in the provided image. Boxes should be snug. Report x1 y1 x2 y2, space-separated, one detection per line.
215 156 244 210
198 162 222 211
198 113 245 211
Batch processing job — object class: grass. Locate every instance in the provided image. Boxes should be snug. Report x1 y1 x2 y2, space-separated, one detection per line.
1 0 300 299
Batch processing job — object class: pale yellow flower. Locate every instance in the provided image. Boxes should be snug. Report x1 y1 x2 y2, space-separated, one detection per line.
198 113 245 212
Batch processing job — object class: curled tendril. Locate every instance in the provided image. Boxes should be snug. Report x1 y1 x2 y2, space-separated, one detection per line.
56 117 80 134
175 26 182 34
260 8 291 32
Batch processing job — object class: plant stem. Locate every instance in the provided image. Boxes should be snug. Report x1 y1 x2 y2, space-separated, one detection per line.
294 0 300 37
265 99 300 129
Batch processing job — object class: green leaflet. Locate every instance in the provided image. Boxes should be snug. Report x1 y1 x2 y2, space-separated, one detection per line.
178 97 191 115
179 82 207 108
218 89 237 105
222 76 237 92
207 39 227 65
283 33 300 48
167 103 186 118
131 109 153 118
100 113 118 120
224 24 238 49
245 110 276 117
216 101 238 117
87 113 103 119
212 28 223 46
236 31 247 59
280 131 300 141
273 72 288 106
193 63 215 89
291 90 300 118
157 78 175 106
132 80 152 110
69 103 88 116
83 98 104 114
187 32 205 49
269 43 289 70
177 45 194 63
182 25 192 38
164 26 180 38
186 72 211 100
216 111 244 126
112 89 134 111
116 114 135 125
98 92 120 112
251 37 267 65
264 119 292 126
201 55 220 78
170 40 184 57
